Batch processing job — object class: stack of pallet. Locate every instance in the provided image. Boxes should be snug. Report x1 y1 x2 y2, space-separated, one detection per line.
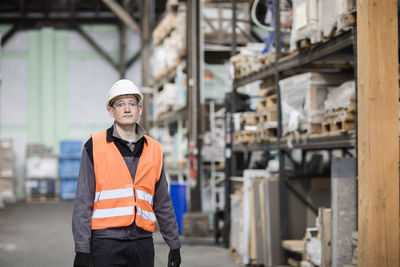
234 112 259 144
25 144 59 202
255 85 278 142
322 80 356 135
230 50 277 79
59 141 82 200
152 5 186 82
0 140 16 206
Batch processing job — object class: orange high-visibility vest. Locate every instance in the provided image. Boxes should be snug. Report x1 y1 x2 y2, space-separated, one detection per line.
91 130 163 232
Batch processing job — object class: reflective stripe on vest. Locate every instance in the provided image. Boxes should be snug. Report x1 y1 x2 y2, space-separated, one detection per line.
137 207 157 222
135 189 154 205
94 188 134 202
91 130 163 231
92 206 134 219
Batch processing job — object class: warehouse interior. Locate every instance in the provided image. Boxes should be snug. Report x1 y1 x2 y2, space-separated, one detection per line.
0 0 399 266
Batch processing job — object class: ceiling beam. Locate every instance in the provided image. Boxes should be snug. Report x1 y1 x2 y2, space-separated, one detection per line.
102 0 140 34
0 16 119 25
75 25 119 71
1 25 19 47
126 51 140 69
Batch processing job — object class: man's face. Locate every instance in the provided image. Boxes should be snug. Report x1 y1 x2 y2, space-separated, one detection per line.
108 95 142 126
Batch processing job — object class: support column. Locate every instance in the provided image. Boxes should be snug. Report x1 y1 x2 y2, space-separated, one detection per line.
187 0 202 212
357 0 399 266
118 22 126 78
140 0 151 130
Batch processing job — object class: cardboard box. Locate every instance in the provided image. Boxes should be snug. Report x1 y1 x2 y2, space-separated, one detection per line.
0 178 16 202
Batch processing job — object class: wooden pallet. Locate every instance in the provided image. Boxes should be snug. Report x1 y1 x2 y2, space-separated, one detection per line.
296 38 313 51
256 110 277 123
234 131 258 144
257 86 276 97
257 95 277 111
26 195 60 203
322 119 355 134
240 112 258 126
153 13 177 45
258 128 278 142
307 122 323 134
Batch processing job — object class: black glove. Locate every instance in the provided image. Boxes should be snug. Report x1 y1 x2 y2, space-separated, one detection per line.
168 248 181 267
73 252 92 267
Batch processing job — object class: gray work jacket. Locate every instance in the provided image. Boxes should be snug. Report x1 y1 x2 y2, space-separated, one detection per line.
72 125 181 253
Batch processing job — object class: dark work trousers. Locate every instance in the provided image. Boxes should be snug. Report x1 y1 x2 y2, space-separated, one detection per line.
91 236 154 267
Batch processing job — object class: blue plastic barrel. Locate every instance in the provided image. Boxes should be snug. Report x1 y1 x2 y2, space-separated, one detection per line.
169 182 187 234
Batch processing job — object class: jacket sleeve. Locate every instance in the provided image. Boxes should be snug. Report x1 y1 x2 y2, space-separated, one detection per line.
153 164 181 250
72 141 95 253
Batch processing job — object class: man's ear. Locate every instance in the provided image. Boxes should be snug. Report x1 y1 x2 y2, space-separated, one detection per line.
138 104 143 116
107 106 115 118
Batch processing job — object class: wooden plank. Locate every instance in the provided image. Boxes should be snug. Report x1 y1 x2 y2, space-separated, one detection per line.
319 208 331 267
357 0 399 266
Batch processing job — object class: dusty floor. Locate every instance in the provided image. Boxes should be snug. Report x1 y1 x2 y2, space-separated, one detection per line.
0 201 241 267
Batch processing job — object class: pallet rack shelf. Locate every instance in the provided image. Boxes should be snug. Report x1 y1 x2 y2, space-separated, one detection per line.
223 1 358 265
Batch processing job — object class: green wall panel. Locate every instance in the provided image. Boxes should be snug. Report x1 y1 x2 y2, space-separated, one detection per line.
28 31 42 143
54 31 68 154
41 28 56 149
27 28 69 153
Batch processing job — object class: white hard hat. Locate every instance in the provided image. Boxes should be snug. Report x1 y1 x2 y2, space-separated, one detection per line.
107 79 143 106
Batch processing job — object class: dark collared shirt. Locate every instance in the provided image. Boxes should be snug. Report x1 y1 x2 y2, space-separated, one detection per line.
72 124 181 253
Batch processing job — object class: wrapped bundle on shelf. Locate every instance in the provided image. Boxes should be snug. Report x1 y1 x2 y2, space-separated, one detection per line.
154 83 178 120
151 6 186 82
279 73 351 135
203 2 250 45
319 0 355 40
337 0 356 32
322 80 356 134
318 0 338 39
290 0 320 50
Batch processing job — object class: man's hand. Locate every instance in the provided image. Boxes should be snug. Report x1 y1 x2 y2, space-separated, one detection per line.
73 252 92 267
168 248 181 267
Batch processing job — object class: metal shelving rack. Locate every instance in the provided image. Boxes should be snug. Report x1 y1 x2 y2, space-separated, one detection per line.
223 0 358 262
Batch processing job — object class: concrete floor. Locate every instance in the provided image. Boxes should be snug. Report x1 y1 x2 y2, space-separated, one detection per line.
0 201 241 267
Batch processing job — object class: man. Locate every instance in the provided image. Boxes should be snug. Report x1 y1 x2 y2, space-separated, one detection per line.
72 79 181 267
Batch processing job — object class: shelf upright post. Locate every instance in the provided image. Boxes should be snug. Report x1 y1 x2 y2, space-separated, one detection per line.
187 0 202 213
140 0 151 130
223 0 237 249
274 0 286 264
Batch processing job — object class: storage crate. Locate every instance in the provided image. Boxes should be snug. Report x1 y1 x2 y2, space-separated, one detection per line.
59 141 83 159
26 157 59 179
25 179 59 197
0 139 15 178
60 178 78 200
59 159 80 179
0 178 16 202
